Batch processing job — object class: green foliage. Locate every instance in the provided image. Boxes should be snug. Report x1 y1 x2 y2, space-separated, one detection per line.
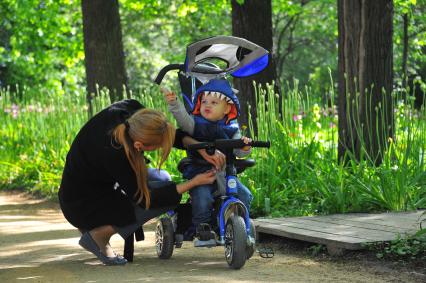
1 77 425 213
307 244 327 256
0 0 84 95
0 85 183 197
367 224 426 261
394 0 426 81
1 0 425 101
120 0 230 91
273 0 338 89
242 79 425 217
0 87 87 197
373 237 426 260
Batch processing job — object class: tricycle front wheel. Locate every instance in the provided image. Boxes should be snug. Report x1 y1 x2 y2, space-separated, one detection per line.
246 218 256 259
224 214 247 269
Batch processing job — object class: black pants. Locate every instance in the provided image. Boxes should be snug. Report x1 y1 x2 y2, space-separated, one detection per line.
114 172 177 239
114 203 174 239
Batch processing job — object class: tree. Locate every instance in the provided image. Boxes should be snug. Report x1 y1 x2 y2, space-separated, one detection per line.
274 2 304 82
272 0 337 103
81 0 128 114
231 0 278 132
337 0 394 165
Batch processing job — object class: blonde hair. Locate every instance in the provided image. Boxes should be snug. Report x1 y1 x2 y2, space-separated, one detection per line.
112 108 175 208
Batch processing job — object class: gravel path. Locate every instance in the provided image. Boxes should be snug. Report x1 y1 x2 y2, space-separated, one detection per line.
0 191 424 283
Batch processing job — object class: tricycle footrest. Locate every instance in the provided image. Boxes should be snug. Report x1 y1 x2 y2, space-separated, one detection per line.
194 239 217 248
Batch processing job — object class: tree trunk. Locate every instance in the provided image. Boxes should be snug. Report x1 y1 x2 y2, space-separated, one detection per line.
337 0 361 162
81 0 128 116
337 0 394 165
401 13 409 89
231 0 278 134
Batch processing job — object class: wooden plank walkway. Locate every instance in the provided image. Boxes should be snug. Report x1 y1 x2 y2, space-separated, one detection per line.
254 210 425 255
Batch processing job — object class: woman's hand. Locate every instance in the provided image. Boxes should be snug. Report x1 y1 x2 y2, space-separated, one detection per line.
198 149 226 170
176 170 216 194
191 170 217 186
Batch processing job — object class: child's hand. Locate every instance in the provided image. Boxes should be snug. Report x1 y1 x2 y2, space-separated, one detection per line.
241 136 252 151
161 87 177 104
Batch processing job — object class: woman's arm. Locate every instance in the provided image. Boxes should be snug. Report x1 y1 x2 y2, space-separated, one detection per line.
176 170 216 194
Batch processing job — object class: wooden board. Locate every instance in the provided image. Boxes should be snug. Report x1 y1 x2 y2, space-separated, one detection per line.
254 210 425 251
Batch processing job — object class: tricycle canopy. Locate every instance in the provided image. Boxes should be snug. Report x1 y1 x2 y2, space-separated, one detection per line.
184 35 269 83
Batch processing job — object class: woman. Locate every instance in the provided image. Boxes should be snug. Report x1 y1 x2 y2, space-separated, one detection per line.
58 99 222 265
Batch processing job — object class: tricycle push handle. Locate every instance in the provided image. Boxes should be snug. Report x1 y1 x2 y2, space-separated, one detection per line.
154 64 185 85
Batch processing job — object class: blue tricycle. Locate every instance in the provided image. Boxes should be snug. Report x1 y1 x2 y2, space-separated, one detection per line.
155 138 270 269
153 36 271 269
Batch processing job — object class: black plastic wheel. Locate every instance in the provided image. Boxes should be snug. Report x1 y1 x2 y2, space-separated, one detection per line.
224 214 247 269
155 217 174 259
246 218 256 259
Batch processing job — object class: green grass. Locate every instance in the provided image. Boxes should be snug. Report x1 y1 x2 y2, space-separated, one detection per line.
0 82 425 217
241 81 425 217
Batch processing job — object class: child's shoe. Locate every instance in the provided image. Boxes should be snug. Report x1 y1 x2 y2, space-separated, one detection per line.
194 223 217 247
196 223 216 241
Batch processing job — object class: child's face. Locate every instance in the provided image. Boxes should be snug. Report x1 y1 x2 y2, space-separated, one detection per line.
200 93 231 122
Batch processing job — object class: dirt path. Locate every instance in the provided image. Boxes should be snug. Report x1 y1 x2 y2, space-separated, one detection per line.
0 191 424 283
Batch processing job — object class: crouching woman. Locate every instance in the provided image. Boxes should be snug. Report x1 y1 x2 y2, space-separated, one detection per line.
58 99 216 265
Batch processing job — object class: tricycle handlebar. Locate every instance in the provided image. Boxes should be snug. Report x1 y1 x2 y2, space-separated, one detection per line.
187 139 270 151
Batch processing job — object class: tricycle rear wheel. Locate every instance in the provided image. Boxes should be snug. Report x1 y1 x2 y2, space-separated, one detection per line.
155 218 174 259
